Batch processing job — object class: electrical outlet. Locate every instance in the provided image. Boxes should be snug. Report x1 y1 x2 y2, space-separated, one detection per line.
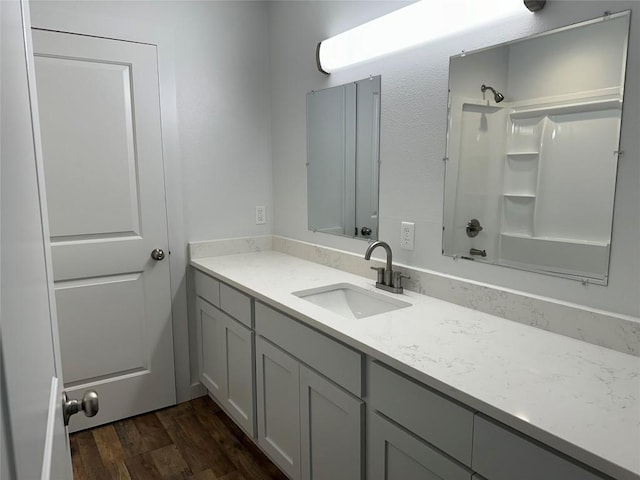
255 206 266 225
401 221 415 250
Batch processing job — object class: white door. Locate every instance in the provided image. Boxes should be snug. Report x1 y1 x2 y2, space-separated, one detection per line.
1 0 71 478
32 29 176 431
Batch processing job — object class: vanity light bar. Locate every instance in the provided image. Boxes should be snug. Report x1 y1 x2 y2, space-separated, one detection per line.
316 0 539 74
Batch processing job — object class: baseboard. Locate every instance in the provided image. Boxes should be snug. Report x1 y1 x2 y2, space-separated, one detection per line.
190 382 207 399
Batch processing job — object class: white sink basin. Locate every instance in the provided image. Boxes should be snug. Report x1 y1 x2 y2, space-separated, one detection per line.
293 283 411 319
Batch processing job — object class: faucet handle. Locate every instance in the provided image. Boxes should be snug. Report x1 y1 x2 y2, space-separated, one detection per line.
370 266 385 284
392 270 410 288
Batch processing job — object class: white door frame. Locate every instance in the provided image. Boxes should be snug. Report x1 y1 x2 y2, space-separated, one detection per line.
29 5 192 402
1 0 72 477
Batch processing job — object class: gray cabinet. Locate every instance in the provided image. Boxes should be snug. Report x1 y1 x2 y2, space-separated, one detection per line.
256 336 301 480
193 267 613 480
367 360 474 480
368 412 472 480
195 292 255 436
195 270 220 306
219 310 254 435
255 338 364 480
255 301 362 396
255 302 365 480
472 415 606 480
300 365 363 480
196 296 224 398
367 360 473 467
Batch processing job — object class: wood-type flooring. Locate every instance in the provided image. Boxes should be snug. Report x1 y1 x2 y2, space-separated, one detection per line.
69 396 288 480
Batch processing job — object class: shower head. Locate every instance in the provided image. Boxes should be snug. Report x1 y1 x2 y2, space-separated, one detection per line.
481 84 505 103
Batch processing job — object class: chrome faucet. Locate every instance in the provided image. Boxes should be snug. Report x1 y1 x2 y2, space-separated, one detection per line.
364 241 409 294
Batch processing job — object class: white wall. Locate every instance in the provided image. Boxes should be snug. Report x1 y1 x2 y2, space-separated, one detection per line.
269 0 640 317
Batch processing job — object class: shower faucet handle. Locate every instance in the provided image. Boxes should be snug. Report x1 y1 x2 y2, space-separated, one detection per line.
466 219 483 238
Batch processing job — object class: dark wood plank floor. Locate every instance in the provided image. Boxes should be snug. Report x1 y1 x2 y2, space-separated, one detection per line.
70 396 288 480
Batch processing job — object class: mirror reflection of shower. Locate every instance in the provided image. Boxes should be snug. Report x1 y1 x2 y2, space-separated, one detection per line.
481 84 505 103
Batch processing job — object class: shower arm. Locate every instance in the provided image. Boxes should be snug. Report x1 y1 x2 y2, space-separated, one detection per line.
480 84 504 103
481 85 497 96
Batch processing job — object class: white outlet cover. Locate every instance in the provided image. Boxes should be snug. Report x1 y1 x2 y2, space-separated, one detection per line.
256 206 266 224
401 221 415 250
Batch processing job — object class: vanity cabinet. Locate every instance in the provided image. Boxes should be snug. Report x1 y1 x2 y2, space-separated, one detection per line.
195 272 255 437
367 360 474 480
255 302 364 480
191 263 621 480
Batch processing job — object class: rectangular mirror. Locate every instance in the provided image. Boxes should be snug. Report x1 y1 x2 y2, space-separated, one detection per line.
307 75 381 240
443 11 630 284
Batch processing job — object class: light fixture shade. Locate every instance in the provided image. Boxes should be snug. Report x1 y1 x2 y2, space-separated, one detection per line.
317 0 532 73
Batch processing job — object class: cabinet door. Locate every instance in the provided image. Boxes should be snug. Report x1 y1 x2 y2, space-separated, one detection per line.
300 365 363 480
368 412 472 480
256 337 301 480
221 315 255 436
196 297 224 399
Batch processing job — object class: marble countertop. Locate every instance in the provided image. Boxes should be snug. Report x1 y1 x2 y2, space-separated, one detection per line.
191 251 640 480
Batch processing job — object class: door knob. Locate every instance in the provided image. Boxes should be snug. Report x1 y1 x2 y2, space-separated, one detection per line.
151 248 165 261
62 390 99 426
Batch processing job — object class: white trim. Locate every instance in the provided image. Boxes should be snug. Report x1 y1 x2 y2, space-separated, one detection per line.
190 382 207 399
20 0 66 384
40 377 58 480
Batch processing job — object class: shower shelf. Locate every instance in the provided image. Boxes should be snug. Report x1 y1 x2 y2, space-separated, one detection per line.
506 152 539 156
503 193 536 198
500 232 609 248
509 98 621 119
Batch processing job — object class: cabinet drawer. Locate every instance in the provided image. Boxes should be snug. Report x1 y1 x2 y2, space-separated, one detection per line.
220 283 252 327
368 412 472 480
367 360 473 467
255 302 362 396
472 414 606 480
195 270 220 307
